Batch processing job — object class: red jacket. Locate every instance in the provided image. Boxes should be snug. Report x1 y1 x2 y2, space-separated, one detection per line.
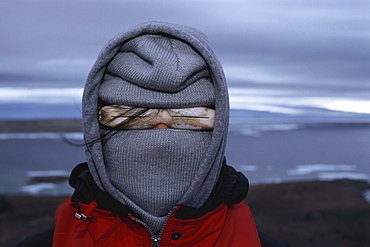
53 197 261 247
15 163 285 247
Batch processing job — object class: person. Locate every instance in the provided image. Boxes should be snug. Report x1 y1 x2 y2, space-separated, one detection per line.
15 21 286 247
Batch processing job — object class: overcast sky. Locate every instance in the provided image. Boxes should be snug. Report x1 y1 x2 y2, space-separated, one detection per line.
1 0 370 118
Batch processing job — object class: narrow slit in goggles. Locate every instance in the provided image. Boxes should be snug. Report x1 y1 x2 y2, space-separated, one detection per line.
99 105 215 130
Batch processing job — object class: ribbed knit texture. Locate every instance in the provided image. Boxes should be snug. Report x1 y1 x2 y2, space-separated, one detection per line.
82 21 230 235
99 34 214 107
98 33 216 234
102 129 212 233
109 35 208 92
100 75 214 108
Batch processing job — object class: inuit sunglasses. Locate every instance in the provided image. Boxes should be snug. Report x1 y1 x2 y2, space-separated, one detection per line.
99 105 215 130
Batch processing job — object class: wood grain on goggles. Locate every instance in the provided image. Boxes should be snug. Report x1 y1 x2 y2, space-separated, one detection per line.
99 105 215 130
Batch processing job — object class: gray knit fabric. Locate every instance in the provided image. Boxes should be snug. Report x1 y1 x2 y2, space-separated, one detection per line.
107 34 209 92
99 34 215 107
102 129 212 232
82 21 229 235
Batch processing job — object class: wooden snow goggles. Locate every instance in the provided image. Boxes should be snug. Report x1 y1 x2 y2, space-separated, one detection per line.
99 105 215 130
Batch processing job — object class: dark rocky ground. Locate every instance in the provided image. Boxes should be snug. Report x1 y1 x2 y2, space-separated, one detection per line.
1 179 369 247
247 179 370 247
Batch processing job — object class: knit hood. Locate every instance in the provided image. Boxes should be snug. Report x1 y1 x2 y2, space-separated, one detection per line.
82 21 229 212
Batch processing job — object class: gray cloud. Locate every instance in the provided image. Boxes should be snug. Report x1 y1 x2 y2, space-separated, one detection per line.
1 0 369 97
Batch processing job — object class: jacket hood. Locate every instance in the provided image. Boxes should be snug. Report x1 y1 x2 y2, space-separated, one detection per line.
82 21 229 209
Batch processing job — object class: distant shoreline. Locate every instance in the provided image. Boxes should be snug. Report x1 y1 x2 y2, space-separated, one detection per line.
0 119 82 133
1 118 370 134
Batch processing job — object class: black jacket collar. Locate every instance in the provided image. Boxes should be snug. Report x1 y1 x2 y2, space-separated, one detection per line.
69 160 249 220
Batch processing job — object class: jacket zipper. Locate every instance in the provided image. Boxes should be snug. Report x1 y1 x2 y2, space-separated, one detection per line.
128 206 177 247
151 237 160 247
129 216 160 246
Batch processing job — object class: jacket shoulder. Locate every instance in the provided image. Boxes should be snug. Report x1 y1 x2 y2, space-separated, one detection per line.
213 201 261 247
218 201 286 247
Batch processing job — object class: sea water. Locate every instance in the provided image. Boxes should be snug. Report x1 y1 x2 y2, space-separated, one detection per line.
0 123 369 195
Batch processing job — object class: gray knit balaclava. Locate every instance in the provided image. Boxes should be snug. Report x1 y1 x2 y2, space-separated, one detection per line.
82 21 229 235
